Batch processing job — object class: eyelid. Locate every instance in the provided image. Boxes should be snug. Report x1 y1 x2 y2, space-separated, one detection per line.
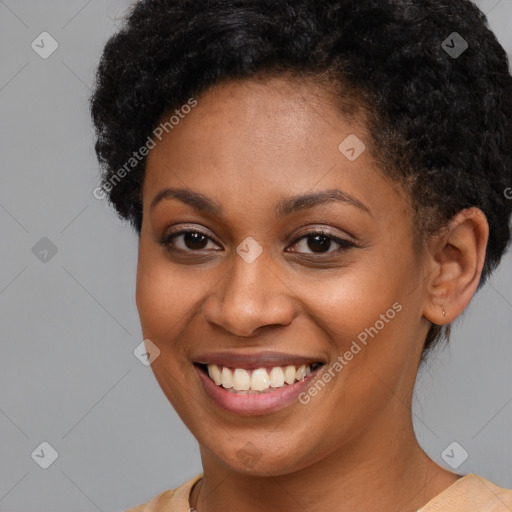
160 225 223 252
162 224 219 241
159 223 356 255
291 225 357 244
287 228 356 254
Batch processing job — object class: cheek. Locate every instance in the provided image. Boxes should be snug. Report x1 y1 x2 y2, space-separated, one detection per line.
135 245 198 339
134 247 201 414
298 260 406 342
297 251 418 390
314 269 420 409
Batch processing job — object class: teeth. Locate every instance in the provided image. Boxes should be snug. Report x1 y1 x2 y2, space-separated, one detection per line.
205 363 318 392
251 368 270 391
208 364 222 385
269 366 285 387
296 364 307 381
233 368 251 390
284 365 296 385
221 367 233 388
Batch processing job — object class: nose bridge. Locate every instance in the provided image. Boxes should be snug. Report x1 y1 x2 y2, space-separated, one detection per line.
229 256 266 304
201 246 295 337
222 234 273 303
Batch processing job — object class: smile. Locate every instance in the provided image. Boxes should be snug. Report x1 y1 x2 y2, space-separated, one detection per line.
193 354 325 415
203 363 322 393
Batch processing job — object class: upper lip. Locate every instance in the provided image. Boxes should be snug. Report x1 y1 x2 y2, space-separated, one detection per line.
193 351 325 370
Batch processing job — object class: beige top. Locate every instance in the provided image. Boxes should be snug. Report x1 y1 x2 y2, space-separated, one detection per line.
125 473 512 511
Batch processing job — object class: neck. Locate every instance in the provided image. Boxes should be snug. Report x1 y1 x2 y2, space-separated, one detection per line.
191 409 459 512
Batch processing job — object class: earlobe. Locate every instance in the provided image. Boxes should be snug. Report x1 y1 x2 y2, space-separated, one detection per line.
423 207 489 326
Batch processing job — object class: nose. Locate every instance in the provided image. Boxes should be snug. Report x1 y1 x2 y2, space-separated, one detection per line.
201 252 296 338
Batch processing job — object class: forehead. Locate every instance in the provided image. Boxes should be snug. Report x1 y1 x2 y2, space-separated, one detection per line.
147 78 363 174
142 76 410 224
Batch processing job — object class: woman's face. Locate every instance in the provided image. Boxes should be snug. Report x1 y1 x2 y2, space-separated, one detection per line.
136 77 432 475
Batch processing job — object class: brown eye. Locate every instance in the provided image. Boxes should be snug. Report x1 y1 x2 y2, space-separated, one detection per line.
304 234 333 253
160 230 221 252
288 230 354 255
181 232 209 250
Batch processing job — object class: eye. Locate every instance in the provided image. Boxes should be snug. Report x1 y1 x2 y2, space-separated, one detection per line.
159 227 355 256
160 229 221 252
287 229 355 255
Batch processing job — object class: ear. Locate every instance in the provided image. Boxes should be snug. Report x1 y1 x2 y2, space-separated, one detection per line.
423 207 489 325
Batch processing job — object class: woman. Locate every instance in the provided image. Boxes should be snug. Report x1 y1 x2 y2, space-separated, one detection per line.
90 0 512 510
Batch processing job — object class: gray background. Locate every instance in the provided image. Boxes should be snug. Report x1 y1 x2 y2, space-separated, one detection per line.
0 1 511 511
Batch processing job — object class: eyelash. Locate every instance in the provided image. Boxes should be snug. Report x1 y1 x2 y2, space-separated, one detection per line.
159 227 355 257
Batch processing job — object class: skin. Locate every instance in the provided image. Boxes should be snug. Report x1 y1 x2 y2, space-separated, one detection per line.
135 76 489 512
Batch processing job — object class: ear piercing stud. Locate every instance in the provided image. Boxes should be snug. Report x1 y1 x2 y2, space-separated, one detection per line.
441 305 446 317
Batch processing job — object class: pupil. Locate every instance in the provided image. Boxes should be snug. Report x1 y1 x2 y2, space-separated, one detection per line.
182 233 332 252
308 235 330 253
185 232 207 250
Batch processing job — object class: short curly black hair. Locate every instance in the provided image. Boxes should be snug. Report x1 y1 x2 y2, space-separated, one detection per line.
90 0 512 357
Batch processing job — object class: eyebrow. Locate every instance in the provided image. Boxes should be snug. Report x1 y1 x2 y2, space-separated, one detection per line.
150 187 370 217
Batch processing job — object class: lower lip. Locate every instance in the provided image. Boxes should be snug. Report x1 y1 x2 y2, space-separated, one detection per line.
195 365 322 415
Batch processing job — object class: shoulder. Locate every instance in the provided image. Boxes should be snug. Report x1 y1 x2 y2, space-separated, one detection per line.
125 474 203 512
420 473 512 511
124 490 176 512
473 475 512 510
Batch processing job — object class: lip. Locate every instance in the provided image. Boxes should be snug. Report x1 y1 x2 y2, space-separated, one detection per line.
193 350 325 370
194 362 323 415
